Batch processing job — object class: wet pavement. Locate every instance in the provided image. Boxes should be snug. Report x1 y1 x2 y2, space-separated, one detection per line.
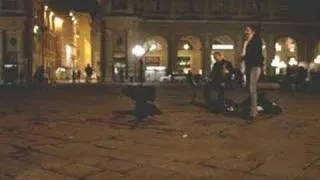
0 84 319 180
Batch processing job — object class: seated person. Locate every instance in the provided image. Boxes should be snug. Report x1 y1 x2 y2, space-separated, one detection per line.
209 52 234 100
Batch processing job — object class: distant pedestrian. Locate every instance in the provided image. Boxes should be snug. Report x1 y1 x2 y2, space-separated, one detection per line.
85 64 93 83
77 69 81 83
72 70 77 83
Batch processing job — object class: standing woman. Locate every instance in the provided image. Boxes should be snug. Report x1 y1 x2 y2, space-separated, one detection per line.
242 24 264 120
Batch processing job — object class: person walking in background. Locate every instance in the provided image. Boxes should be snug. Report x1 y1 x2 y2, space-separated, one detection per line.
241 24 264 121
77 69 81 83
85 64 93 83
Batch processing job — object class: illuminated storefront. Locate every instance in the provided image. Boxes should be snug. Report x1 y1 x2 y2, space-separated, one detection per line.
177 36 202 74
271 37 298 75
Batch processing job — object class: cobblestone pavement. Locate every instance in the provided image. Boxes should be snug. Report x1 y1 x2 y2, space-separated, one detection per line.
0 84 319 180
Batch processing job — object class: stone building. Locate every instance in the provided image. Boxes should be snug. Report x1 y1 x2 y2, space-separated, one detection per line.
0 0 31 84
94 0 320 82
0 0 60 84
53 11 92 82
0 0 93 84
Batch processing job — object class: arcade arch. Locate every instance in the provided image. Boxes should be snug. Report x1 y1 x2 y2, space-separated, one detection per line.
271 37 298 75
142 35 168 81
177 35 202 74
143 35 168 67
210 35 235 68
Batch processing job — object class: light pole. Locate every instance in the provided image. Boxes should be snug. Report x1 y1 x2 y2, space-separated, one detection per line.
131 45 147 83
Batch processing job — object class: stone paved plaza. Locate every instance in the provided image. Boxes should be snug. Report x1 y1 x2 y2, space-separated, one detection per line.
0 84 319 180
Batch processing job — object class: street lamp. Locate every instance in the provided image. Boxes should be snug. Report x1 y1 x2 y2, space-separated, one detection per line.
132 45 147 83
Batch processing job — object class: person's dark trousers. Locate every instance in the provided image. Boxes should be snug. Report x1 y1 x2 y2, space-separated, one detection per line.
203 82 213 108
217 82 225 100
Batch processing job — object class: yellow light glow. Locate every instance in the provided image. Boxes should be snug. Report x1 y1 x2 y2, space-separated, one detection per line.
149 44 157 51
314 55 320 64
54 17 64 30
44 5 48 11
271 56 280 67
33 25 39 34
288 57 298 66
183 43 190 50
66 45 72 66
69 11 74 17
49 11 55 30
211 44 234 50
132 45 146 57
275 43 282 52
289 47 295 52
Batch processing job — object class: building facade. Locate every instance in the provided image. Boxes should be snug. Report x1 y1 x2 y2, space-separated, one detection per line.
0 0 29 84
94 0 320 82
0 0 58 84
0 0 93 84
54 11 92 82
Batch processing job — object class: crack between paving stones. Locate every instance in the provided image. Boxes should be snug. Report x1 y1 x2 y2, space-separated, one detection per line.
292 158 320 180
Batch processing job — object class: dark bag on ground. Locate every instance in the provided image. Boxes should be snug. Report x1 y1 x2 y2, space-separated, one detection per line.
208 98 239 113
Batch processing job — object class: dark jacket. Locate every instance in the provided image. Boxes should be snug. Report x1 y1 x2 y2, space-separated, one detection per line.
210 59 234 83
244 35 264 70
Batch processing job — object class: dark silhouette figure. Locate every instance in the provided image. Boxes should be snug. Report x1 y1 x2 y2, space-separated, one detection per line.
77 70 81 83
33 65 47 84
85 64 93 83
122 85 161 128
119 68 124 82
72 70 77 83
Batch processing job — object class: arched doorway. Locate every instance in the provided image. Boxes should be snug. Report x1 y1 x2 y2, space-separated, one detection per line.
210 35 235 70
143 35 168 81
271 37 298 75
177 35 202 74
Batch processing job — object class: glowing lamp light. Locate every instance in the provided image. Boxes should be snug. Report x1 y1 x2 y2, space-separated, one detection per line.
288 57 298 66
132 45 146 58
44 5 48 11
279 61 287 68
33 25 39 34
69 11 74 17
183 43 190 50
275 43 282 52
271 56 280 67
314 55 320 64
211 44 234 50
149 44 157 51
289 47 295 52
54 17 64 30
65 45 72 66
